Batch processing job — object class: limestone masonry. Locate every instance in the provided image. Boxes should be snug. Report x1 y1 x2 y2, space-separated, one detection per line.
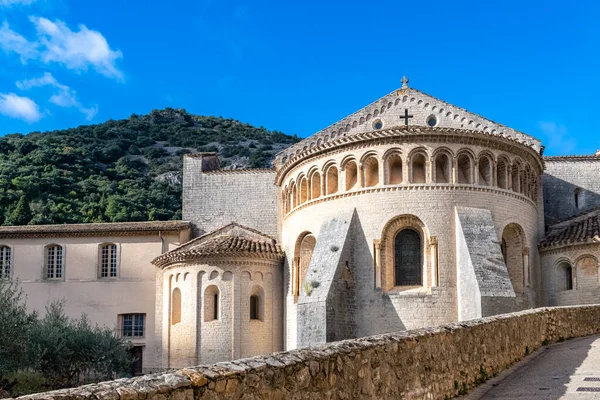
6 78 600 375
13 305 600 400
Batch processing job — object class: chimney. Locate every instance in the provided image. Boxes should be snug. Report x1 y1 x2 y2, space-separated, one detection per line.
184 152 221 172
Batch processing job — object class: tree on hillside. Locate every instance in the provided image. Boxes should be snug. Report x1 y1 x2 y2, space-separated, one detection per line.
4 195 33 226
0 109 300 225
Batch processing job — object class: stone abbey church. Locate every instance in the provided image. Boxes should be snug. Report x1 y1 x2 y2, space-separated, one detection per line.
6 78 600 373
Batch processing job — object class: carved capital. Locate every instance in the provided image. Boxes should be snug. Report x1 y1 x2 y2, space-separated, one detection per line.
374 239 381 250
429 236 438 246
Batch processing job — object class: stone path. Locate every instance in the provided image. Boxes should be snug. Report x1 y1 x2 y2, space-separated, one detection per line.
468 335 600 399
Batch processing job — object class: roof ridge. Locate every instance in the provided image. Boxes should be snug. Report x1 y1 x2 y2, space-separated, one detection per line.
544 155 600 161
547 205 600 227
275 84 540 164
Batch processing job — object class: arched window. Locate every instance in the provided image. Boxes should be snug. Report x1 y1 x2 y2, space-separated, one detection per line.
556 262 574 291
394 229 422 286
0 246 11 279
171 288 181 325
502 224 525 294
434 153 450 183
387 154 403 184
325 165 338 195
497 158 508 189
411 153 427 183
456 153 473 184
310 172 321 199
204 285 220 321
519 168 526 194
290 182 297 209
511 164 520 193
363 156 379 187
99 243 118 278
299 177 308 204
344 161 358 190
45 244 64 279
249 285 264 321
293 233 316 300
250 295 260 320
478 156 492 186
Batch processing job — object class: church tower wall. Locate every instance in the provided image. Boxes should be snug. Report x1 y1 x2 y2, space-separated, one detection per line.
277 132 542 349
182 154 278 238
543 156 600 227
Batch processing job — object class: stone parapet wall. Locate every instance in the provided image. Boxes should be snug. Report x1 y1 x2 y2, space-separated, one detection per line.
14 305 600 400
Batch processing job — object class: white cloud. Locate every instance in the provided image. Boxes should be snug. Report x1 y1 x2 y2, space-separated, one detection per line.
0 21 38 61
0 17 123 80
0 0 37 6
30 17 123 79
16 72 98 120
539 121 576 155
0 92 42 122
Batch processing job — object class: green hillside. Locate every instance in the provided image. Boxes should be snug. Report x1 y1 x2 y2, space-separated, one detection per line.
0 109 299 225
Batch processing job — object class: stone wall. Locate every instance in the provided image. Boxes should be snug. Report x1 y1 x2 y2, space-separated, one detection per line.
17 305 600 400
541 245 600 306
182 155 278 238
543 158 600 227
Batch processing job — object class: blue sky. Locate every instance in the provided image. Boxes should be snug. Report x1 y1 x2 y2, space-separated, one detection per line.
0 0 598 155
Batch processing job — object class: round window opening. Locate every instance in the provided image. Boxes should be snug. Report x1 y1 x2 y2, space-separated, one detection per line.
427 115 437 127
373 120 383 130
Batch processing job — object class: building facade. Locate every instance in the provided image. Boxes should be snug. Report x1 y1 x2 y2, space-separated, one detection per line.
6 79 600 372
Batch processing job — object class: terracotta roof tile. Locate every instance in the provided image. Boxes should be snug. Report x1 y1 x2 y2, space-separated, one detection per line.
0 221 191 238
152 222 284 268
539 208 600 249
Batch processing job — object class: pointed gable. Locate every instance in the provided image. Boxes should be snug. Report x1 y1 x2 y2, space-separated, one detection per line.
152 222 284 268
275 79 541 166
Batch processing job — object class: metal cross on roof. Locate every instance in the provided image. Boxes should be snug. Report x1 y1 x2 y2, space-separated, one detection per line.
401 76 409 89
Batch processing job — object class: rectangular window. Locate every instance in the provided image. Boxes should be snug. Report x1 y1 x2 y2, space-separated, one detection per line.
46 245 63 279
121 314 145 338
0 246 11 279
100 244 118 278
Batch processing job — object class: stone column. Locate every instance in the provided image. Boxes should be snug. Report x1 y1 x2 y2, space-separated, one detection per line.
292 256 300 299
430 236 439 287
426 160 432 183
523 247 529 287
493 161 498 187
404 157 410 183
452 159 457 184
378 161 385 186
358 163 364 188
374 239 381 289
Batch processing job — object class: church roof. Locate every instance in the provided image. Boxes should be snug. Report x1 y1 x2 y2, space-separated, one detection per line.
0 220 190 239
274 78 542 168
539 207 600 249
151 222 284 268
